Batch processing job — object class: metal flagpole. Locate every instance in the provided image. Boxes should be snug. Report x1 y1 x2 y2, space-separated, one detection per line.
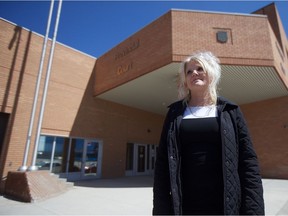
18 0 55 172
28 0 63 171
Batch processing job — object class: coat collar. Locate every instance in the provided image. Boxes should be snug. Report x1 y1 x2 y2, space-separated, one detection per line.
168 96 238 115
217 96 238 111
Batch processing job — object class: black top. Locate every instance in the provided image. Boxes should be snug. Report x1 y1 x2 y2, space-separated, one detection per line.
180 117 224 215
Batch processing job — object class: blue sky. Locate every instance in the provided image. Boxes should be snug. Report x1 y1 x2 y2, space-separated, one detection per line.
0 1 287 58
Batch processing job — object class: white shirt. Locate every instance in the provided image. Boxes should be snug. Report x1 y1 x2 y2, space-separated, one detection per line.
183 105 218 119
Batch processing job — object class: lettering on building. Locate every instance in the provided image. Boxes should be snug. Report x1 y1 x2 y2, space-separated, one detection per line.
115 39 140 60
117 62 133 75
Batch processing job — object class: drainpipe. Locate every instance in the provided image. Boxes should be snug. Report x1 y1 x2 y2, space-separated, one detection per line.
18 0 55 172
28 0 63 171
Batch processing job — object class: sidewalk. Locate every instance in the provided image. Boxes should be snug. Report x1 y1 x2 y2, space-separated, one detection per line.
263 178 288 215
0 176 287 215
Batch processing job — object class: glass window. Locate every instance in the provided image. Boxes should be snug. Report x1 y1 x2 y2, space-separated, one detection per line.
36 136 70 174
52 137 69 173
68 138 84 172
36 136 53 171
36 135 102 178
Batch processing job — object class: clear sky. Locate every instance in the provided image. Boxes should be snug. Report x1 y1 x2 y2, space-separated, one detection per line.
0 1 287 58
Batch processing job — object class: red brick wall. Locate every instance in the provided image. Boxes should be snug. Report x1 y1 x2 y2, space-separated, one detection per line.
241 96 288 179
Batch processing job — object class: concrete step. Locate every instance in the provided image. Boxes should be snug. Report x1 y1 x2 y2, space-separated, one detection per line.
50 173 74 188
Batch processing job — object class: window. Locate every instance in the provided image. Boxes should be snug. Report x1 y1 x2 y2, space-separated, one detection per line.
36 136 69 173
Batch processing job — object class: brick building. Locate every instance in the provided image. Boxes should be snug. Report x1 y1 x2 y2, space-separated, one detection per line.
0 2 287 186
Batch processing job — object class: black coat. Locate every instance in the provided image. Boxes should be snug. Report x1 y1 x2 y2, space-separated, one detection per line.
153 97 265 215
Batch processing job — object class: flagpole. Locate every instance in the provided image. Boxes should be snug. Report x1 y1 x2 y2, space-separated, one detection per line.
28 0 63 171
18 0 55 172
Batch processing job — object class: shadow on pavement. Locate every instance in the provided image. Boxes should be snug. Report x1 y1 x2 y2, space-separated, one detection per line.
73 175 154 188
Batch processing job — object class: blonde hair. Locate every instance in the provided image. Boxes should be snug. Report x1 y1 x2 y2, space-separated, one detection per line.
178 51 221 105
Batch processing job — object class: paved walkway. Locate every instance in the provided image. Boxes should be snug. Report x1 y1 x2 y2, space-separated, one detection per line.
0 176 288 215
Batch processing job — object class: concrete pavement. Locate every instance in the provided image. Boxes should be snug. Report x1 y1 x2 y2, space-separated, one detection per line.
262 178 288 215
0 176 288 215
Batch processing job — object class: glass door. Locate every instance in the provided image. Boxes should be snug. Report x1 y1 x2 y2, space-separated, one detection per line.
83 140 102 178
66 138 84 180
66 138 103 180
137 145 146 173
132 144 156 175
125 143 157 176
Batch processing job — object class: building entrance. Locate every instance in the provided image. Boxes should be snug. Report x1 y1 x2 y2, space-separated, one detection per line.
36 135 103 181
125 143 157 176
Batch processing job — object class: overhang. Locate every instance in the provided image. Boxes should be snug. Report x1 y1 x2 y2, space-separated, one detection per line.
97 63 288 115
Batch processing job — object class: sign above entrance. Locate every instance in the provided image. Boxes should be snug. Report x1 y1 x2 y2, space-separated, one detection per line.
114 40 139 76
115 39 140 61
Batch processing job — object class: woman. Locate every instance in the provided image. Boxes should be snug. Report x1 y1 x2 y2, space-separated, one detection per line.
153 51 264 215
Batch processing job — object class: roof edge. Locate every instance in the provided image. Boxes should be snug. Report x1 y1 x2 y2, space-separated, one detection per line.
170 8 267 18
0 17 97 59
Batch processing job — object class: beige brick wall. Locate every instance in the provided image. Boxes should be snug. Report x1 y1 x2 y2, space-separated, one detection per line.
171 10 275 66
0 20 49 175
0 19 164 178
1 2 288 180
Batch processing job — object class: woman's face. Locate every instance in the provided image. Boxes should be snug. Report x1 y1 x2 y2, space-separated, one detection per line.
185 60 210 92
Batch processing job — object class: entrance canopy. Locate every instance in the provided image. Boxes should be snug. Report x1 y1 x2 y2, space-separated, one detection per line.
96 63 288 115
94 8 288 115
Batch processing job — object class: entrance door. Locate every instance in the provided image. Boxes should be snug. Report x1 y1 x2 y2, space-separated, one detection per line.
137 145 146 173
64 138 102 181
83 140 102 178
65 138 84 180
125 143 157 176
37 136 103 181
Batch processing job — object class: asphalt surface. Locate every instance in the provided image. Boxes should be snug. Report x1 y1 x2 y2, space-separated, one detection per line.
0 176 288 215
